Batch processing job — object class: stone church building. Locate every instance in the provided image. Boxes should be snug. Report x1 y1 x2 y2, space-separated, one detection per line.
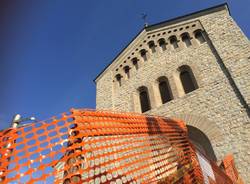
95 4 250 180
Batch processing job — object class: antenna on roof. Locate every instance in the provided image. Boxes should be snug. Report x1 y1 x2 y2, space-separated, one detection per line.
141 13 148 27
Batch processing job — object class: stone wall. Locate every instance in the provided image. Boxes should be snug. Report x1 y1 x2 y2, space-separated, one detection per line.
95 7 250 181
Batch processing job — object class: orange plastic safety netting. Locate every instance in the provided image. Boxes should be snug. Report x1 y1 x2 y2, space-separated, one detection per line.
0 109 205 183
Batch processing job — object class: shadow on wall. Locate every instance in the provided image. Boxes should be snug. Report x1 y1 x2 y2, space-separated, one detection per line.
187 125 217 161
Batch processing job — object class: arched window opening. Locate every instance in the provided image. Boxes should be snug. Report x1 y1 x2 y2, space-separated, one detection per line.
140 49 147 61
194 30 205 44
187 125 217 161
148 41 156 53
138 86 151 113
158 77 173 104
181 33 192 47
158 38 167 51
123 66 130 79
169 36 178 49
179 65 198 94
115 74 122 86
132 57 139 70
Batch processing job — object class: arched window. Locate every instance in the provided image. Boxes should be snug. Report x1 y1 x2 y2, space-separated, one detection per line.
181 33 192 47
179 65 198 94
158 77 173 104
194 30 205 44
169 36 178 49
123 66 130 79
132 57 139 70
140 49 147 61
158 38 167 51
115 74 122 86
148 41 156 53
138 86 151 113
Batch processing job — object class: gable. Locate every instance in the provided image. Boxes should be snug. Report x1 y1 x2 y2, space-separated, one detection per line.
94 3 229 83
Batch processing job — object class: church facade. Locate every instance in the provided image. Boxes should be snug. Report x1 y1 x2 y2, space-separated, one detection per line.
95 4 250 180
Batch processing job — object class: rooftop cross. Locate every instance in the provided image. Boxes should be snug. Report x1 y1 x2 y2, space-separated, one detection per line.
141 13 148 27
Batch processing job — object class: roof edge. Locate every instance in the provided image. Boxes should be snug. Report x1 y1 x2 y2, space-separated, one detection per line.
145 3 229 31
94 3 229 83
93 28 145 83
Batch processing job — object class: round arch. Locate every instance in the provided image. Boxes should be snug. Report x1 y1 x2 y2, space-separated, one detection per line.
171 114 224 161
187 125 217 161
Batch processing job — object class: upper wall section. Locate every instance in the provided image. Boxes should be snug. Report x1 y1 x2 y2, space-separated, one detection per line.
94 3 230 84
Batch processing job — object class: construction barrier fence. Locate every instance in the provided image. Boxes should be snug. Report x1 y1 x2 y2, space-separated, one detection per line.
0 109 240 183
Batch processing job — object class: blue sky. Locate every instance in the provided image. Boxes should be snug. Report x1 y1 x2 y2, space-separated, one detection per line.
1 0 249 129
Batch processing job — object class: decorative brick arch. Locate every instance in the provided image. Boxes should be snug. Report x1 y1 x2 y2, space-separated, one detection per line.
171 114 224 143
171 114 224 161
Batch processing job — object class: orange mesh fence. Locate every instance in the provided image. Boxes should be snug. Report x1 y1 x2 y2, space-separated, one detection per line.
0 109 238 184
194 148 234 184
220 154 244 184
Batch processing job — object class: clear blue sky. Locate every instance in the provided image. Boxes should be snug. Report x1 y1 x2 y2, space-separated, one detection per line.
0 0 249 129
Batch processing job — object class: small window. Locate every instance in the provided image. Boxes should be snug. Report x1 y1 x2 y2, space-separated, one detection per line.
132 57 139 70
123 66 130 79
158 38 167 51
115 74 122 86
169 36 178 49
148 41 156 53
194 30 205 44
138 87 151 113
140 49 147 61
158 78 172 104
181 33 192 47
179 66 198 94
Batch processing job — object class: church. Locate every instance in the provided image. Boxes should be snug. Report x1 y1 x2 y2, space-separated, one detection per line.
95 3 250 180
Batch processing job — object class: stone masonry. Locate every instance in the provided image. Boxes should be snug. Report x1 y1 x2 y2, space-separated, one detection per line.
95 4 250 181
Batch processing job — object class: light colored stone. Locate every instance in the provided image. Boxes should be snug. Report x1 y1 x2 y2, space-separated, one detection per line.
95 4 250 182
